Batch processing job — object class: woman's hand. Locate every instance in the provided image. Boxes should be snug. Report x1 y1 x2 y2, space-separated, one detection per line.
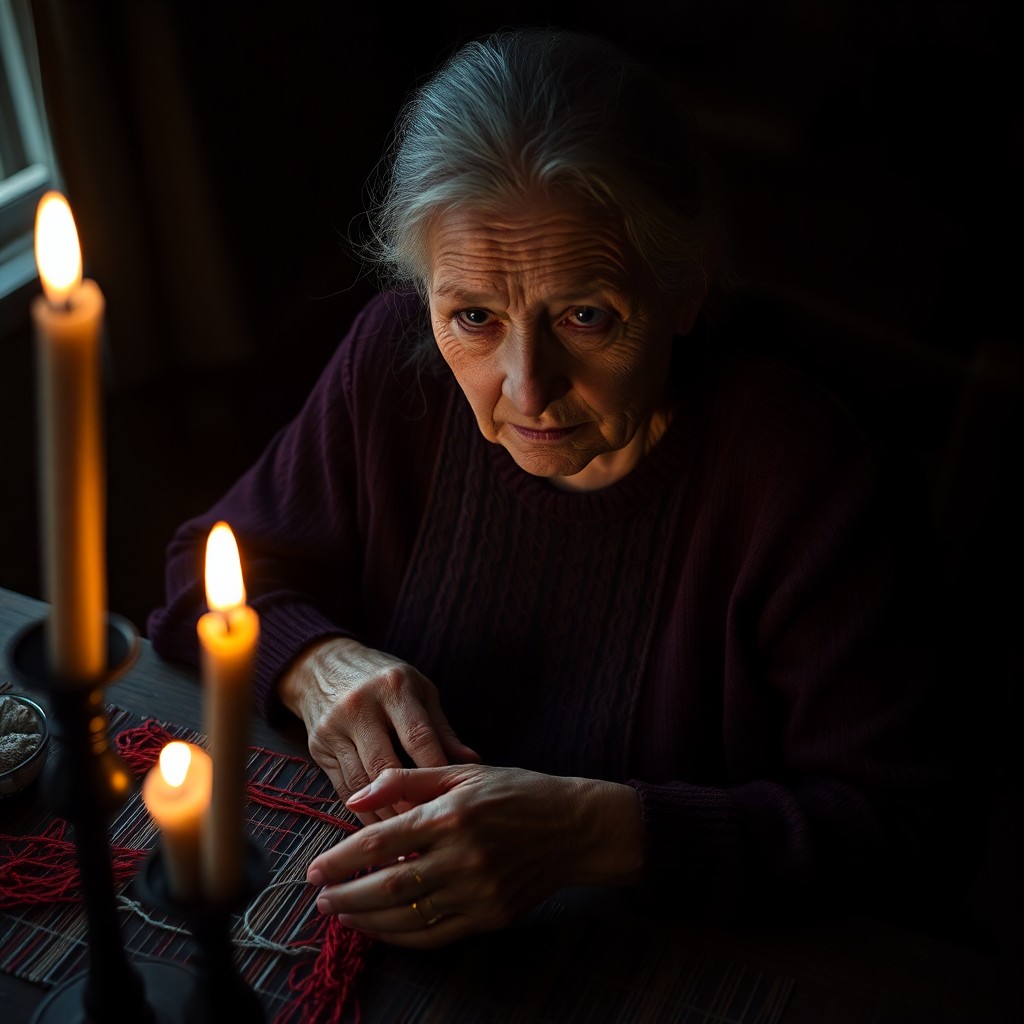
306 764 644 948
277 637 479 823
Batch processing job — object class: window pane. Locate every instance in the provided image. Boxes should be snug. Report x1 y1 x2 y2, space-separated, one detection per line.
0 0 59 301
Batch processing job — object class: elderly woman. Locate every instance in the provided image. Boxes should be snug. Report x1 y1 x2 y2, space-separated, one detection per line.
148 27 952 947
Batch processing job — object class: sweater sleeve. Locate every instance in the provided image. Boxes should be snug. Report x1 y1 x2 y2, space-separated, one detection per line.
146 293 403 719
627 362 961 922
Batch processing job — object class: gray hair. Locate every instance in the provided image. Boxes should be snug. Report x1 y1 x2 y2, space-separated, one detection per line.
361 27 724 304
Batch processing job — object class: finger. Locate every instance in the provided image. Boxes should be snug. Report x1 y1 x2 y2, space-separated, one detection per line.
379 673 478 768
386 697 451 769
318 869 461 944
334 907 469 949
347 709 407 784
315 858 427 913
308 813 426 884
327 717 400 820
330 895 447 935
304 740 377 820
419 690 481 765
308 737 388 823
345 765 468 813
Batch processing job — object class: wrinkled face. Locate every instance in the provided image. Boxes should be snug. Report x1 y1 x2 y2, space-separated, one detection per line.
427 192 698 490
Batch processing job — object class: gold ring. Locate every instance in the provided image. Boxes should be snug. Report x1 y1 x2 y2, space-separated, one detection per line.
411 897 441 927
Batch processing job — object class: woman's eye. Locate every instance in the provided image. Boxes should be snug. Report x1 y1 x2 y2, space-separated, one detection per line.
456 308 492 327
564 306 612 330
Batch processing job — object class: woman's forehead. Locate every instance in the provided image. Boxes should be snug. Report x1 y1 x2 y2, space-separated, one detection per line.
426 195 636 296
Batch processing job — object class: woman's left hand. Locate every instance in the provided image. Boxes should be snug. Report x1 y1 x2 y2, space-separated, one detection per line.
306 764 643 948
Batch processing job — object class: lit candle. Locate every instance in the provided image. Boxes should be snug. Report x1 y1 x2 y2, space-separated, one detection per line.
142 741 213 902
31 191 107 680
197 521 259 901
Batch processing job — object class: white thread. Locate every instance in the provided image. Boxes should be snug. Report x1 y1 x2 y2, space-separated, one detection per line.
117 896 191 936
239 878 320 954
117 878 320 957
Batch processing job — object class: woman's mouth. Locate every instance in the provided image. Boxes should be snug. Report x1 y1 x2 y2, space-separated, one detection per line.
509 424 581 442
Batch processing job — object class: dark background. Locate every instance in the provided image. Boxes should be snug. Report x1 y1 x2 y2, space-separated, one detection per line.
1 0 1019 975
2 0 1017 632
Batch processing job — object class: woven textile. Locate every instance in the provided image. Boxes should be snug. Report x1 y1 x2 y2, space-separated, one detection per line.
0 700 352 1020
0 684 795 1023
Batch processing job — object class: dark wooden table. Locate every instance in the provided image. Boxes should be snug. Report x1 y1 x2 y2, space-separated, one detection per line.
0 587 1014 1023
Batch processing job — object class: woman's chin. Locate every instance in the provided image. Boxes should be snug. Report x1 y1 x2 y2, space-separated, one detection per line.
504 445 596 482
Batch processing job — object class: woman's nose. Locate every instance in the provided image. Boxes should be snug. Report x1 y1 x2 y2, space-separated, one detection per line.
500 327 569 417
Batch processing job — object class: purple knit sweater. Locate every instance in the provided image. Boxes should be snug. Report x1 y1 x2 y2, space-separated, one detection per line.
148 290 951 919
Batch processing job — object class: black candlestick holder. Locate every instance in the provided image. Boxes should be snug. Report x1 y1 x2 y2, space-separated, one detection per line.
134 839 270 1022
7 614 192 1024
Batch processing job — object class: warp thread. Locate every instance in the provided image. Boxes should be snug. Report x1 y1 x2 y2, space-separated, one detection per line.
115 720 371 1023
1 720 370 1024
116 878 322 958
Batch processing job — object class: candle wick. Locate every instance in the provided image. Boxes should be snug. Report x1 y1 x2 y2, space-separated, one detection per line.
47 296 73 314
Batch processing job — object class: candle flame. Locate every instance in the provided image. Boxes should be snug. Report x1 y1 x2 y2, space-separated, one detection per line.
159 741 192 788
34 191 83 305
205 521 247 611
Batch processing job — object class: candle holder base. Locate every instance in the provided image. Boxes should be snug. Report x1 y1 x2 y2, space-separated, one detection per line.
7 613 139 693
135 837 271 1022
30 960 195 1024
7 614 170 1024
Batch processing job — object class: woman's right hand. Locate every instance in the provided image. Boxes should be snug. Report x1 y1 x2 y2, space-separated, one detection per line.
277 637 480 823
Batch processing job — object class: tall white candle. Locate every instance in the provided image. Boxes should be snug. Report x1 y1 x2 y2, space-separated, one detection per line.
31 191 107 680
198 521 258 901
142 741 213 902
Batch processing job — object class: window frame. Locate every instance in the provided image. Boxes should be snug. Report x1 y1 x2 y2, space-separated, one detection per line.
0 0 61 327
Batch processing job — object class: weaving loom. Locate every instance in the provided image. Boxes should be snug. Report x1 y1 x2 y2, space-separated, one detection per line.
0 683 795 1023
0 703 365 1022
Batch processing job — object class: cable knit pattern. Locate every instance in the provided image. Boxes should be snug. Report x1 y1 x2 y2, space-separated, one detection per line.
385 386 689 779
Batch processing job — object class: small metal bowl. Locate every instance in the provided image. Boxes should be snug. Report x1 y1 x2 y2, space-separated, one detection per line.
0 693 50 798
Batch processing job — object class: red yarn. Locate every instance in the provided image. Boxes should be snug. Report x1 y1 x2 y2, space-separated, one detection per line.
116 725 356 834
112 721 368 1021
0 819 148 908
3 722 371 1020
0 720 168 909
274 913 372 1024
115 718 173 776
248 782 358 834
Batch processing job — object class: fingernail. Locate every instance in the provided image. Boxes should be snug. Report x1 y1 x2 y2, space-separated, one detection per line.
316 895 331 915
346 784 371 804
307 866 325 887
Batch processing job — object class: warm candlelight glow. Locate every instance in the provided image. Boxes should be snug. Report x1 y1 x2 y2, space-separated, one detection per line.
142 741 214 901
160 740 192 788
34 191 83 306
205 521 246 611
31 189 107 680
198 519 258 901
